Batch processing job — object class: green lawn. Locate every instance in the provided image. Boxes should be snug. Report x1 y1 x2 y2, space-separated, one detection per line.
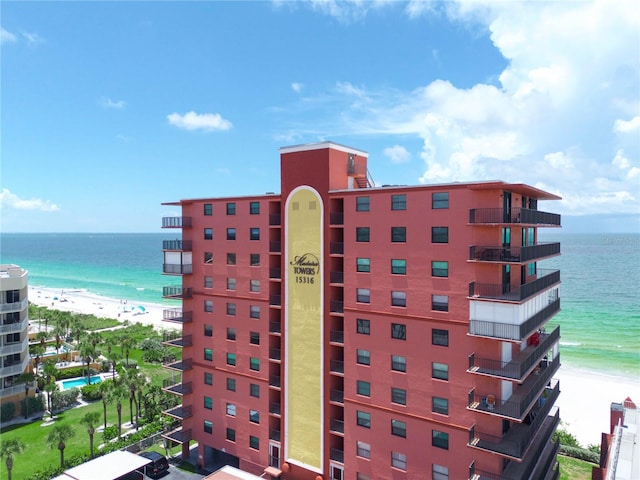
558 454 595 480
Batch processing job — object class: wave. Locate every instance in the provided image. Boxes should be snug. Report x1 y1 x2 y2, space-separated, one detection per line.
559 341 582 347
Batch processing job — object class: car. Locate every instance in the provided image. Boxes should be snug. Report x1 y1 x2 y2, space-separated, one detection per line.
137 451 169 479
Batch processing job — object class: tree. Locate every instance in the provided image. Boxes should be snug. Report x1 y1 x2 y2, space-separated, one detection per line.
17 372 35 419
46 423 75 469
44 382 58 417
111 381 128 438
120 335 136 367
0 438 25 480
78 338 97 384
53 324 66 355
99 379 114 429
80 411 101 458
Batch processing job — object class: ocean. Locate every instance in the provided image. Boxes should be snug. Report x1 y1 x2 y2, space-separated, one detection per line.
1 232 638 378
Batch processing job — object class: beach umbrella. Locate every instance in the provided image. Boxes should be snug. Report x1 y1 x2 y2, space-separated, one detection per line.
135 306 145 312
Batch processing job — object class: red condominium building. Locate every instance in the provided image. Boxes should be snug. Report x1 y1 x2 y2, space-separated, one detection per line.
161 142 562 480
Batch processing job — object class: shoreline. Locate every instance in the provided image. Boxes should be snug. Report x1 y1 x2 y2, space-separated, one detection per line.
27 285 640 447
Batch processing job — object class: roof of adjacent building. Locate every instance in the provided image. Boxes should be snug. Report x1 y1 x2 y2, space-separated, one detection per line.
50 450 151 480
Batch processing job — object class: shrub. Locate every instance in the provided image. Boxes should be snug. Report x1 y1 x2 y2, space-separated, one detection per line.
552 426 581 448
51 389 80 413
102 425 118 443
122 359 138 370
55 367 84 380
20 395 46 416
1 401 16 422
80 383 103 401
559 445 600 464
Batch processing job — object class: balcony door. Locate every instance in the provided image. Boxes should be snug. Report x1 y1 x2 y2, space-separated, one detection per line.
502 191 512 222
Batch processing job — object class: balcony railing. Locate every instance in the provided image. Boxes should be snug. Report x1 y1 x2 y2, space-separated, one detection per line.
163 359 193 372
470 298 560 341
2 337 29 356
162 427 192 445
162 334 193 348
330 212 344 225
162 287 192 299
330 271 344 284
269 214 281 226
330 418 345 434
162 240 192 251
468 326 560 381
269 295 282 307
269 375 281 389
330 360 344 374
469 207 561 226
0 316 28 334
330 242 344 255
330 330 344 344
469 269 560 302
163 308 193 324
269 268 282 279
1 356 30 377
269 241 281 253
162 381 193 396
269 429 281 442
330 301 344 314
470 243 560 263
269 321 281 334
269 402 281 416
163 404 192 420
330 389 344 404
162 216 192 228
330 448 344 464
0 297 28 313
162 263 193 275
269 348 281 361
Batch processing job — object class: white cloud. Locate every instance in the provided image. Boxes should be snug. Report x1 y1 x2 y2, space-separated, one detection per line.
384 145 411 164
167 111 232 132
0 189 59 212
614 116 640 134
99 97 127 109
291 82 303 93
21 31 43 44
1 27 17 44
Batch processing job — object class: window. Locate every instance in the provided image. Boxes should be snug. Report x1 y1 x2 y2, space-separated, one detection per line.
250 384 260 398
391 419 407 437
204 251 213 264
226 202 236 215
249 409 260 424
433 465 449 480
204 372 213 385
391 451 407 470
391 194 406 210
356 349 370 365
357 288 370 303
432 329 449 346
357 380 371 397
250 357 260 371
226 428 236 442
391 259 406 274
356 258 370 272
432 397 449 415
391 388 407 405
356 227 370 242
250 228 260 240
432 430 449 449
204 203 212 216
249 436 259 450
432 261 449 277
226 403 236 416
250 305 260 319
204 324 213 337
330 465 343 480
357 411 371 428
391 323 406 340
227 253 236 265
226 302 236 315
226 353 236 366
204 228 213 240
250 253 260 266
226 328 236 341
226 378 236 391
226 228 236 240
432 295 449 312
391 355 406 372
250 279 260 292
204 396 213 409
204 276 213 288
204 420 213 434
356 441 371 459
204 348 213 361
204 300 213 313
227 278 236 290
357 474 371 480
432 362 449 380
432 192 449 209
250 201 260 214
356 196 370 212
250 331 260 345
356 318 370 335
391 291 406 307
391 226 406 242
528 262 537 275
432 226 449 243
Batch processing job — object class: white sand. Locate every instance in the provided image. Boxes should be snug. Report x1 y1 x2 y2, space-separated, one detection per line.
27 286 639 447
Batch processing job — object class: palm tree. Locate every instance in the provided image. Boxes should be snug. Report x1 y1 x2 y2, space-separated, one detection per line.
46 424 75 469
17 372 35 419
53 324 65 355
80 411 101 458
0 438 26 480
99 379 114 429
78 338 97 384
44 382 58 417
111 381 128 438
120 335 135 367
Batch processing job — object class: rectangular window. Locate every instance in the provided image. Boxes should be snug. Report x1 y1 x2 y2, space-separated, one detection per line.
357 410 371 428
250 305 260 319
391 259 406 274
432 397 449 415
356 227 370 242
250 279 260 292
250 383 260 398
204 276 213 288
356 441 371 459
432 261 449 277
391 451 407 470
226 428 236 442
432 226 449 243
204 324 213 337
391 194 407 210
250 331 260 345
357 288 370 303
250 227 260 240
249 436 259 450
204 372 213 385
204 348 213 361
357 380 371 397
250 201 260 214
528 262 537 275
226 378 236 391
432 192 449 209
250 253 260 266
356 349 371 365
204 228 213 240
356 196 370 212
391 323 406 340
391 355 406 372
204 251 213 264
391 226 406 242
226 353 236 366
432 362 449 380
227 278 236 290
356 318 370 335
391 388 407 405
249 409 260 424
204 396 213 409
432 329 449 346
432 430 449 450
433 465 449 480
356 257 370 272
204 420 213 434
226 228 236 240
204 203 212 216
226 302 236 315
391 291 407 307
204 300 213 313
226 403 236 416
432 295 449 312
250 357 260 371
391 419 407 437
226 252 236 265
226 202 236 215
357 474 371 480
226 328 236 341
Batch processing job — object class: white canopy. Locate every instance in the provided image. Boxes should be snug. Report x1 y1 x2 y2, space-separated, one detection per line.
51 450 151 480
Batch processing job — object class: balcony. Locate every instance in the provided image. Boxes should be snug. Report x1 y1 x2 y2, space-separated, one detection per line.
162 381 193 396
163 359 193 372
163 404 192 420
330 418 345 434
162 333 193 348
162 240 192 251
469 207 561 226
330 301 344 314
330 242 344 255
330 212 344 225
468 326 560 381
0 297 28 313
269 348 281 362
269 241 281 253
269 321 281 334
162 263 193 275
470 298 560 341
330 330 344 344
163 308 193 324
470 243 560 263
162 426 192 445
269 402 281 416
502 437 560 480
162 287 192 300
269 374 281 389
269 268 281 279
330 389 344 404
330 448 344 464
1 355 30 377
0 316 28 334
269 214 281 226
329 360 344 375
269 428 281 442
269 295 281 307
469 269 560 303
162 216 192 228
1 337 29 356
330 271 344 284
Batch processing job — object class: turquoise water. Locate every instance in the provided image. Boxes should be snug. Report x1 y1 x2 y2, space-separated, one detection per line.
1 232 638 378
61 376 102 390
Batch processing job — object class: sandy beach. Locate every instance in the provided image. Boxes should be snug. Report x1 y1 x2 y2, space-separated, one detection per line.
27 286 639 447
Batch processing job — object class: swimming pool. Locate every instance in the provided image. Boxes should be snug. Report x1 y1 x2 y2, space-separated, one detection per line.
61 376 102 390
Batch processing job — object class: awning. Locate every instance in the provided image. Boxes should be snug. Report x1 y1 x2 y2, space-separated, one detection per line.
51 450 151 480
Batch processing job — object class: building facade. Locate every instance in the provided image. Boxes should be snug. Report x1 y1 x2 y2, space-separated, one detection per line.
0 264 32 418
161 142 562 479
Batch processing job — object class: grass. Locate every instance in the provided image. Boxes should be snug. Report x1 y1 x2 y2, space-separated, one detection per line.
558 454 595 480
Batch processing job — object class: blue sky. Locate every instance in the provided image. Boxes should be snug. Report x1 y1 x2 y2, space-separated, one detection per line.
1 1 638 233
